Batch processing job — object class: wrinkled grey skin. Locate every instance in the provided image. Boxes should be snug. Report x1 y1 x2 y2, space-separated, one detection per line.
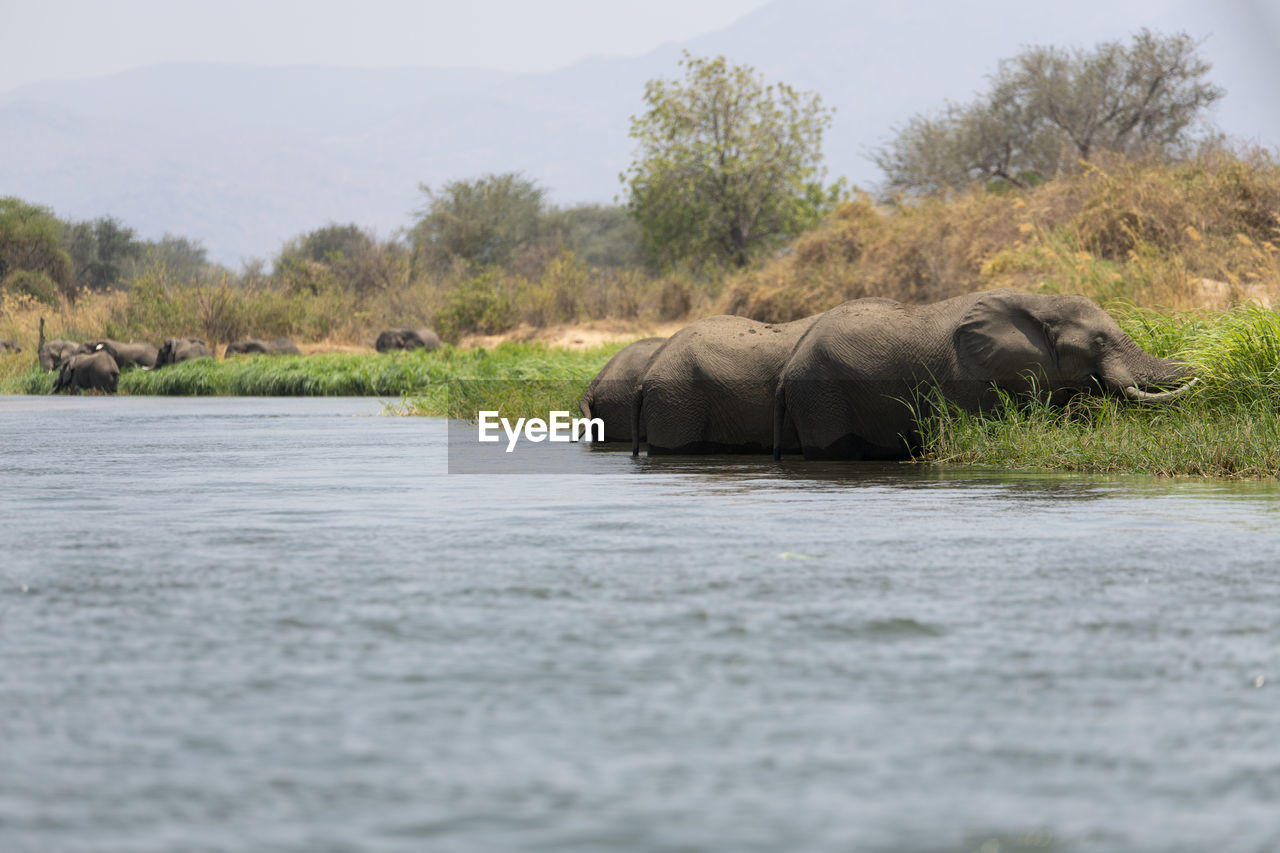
578 337 666 442
225 337 301 357
83 339 159 370
775 289 1195 461
39 340 85 371
37 317 85 371
52 350 120 394
376 328 441 353
0 338 21 353
633 315 818 455
155 338 214 367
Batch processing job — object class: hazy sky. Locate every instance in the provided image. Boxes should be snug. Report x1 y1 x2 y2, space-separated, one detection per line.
0 0 771 91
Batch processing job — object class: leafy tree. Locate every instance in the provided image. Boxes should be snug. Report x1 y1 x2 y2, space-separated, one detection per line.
140 234 217 285
0 197 73 299
546 204 643 269
623 52 837 269
276 223 405 295
277 222 371 267
411 173 548 272
876 30 1225 194
64 216 143 291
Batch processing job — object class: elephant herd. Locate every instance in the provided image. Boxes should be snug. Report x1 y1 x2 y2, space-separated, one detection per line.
580 289 1197 461
31 316 442 394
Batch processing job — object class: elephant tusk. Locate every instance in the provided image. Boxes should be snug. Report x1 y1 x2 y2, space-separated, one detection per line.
1121 378 1199 402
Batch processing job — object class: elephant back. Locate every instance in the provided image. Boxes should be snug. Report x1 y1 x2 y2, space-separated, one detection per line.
580 336 666 442
638 315 817 454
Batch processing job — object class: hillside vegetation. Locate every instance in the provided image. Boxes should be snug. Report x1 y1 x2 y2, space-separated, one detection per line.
724 150 1280 321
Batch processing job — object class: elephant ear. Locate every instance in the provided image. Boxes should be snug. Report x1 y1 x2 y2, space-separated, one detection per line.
955 291 1055 382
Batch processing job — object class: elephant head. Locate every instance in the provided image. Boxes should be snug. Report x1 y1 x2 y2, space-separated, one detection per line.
775 289 1198 461
954 291 1197 403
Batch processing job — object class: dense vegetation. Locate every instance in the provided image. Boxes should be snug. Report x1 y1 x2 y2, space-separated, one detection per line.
0 342 620 407
5 34 1280 478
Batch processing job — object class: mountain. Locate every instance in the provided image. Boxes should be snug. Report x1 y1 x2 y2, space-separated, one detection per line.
2 0 1275 266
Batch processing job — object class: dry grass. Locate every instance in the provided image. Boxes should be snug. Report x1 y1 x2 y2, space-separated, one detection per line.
724 149 1280 321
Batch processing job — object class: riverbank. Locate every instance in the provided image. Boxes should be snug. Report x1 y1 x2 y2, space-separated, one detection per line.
0 342 621 414
5 306 1280 479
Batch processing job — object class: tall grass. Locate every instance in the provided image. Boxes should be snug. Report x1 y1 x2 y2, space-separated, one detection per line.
0 344 621 415
725 150 1280 321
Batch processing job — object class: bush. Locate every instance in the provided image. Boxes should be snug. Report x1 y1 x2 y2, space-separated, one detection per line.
432 271 518 343
2 269 59 305
725 149 1280 321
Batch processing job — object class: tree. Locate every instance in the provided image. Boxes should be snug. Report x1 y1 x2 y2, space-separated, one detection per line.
623 52 837 269
875 30 1225 194
545 204 643 269
411 173 548 272
0 197 73 298
64 216 143 291
277 223 371 267
141 234 216 285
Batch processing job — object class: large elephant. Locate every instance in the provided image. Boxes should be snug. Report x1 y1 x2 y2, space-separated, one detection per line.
155 338 214 367
52 350 119 394
37 317 85 371
376 328 441 353
578 337 666 442
225 337 301 357
83 339 159 370
774 289 1196 460
633 315 818 455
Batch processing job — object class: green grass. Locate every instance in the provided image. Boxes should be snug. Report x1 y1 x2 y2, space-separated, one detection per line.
1 343 623 418
393 341 622 419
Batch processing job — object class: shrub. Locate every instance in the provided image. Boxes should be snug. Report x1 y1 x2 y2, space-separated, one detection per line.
2 269 59 305
433 271 517 343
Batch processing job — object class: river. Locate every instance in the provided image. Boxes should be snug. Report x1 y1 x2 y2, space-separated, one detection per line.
2 397 1277 852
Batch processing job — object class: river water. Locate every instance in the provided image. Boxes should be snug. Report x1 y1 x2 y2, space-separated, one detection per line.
2 396 1278 852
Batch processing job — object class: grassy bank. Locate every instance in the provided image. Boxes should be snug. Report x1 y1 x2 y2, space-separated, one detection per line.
8 308 1280 479
1 343 620 416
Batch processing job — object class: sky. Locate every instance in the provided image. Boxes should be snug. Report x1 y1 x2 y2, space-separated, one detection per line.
0 0 771 92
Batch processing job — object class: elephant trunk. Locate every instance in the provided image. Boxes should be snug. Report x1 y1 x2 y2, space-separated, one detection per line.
1098 343 1196 402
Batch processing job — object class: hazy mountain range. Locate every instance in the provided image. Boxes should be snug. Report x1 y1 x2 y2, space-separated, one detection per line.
2 0 1276 266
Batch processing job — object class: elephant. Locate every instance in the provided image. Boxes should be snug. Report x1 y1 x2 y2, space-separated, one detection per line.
83 339 159 370
0 338 20 353
773 289 1197 461
578 337 666 442
155 338 214 367
376 327 441 353
37 317 85 371
52 350 119 394
632 314 818 455
224 337 301 357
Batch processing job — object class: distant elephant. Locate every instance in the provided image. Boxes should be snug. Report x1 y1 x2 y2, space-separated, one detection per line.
83 339 159 370
36 317 85 371
52 350 119 394
376 328 441 353
224 337 301 357
0 338 20 353
774 289 1197 461
633 314 818 455
578 337 666 442
155 338 214 367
